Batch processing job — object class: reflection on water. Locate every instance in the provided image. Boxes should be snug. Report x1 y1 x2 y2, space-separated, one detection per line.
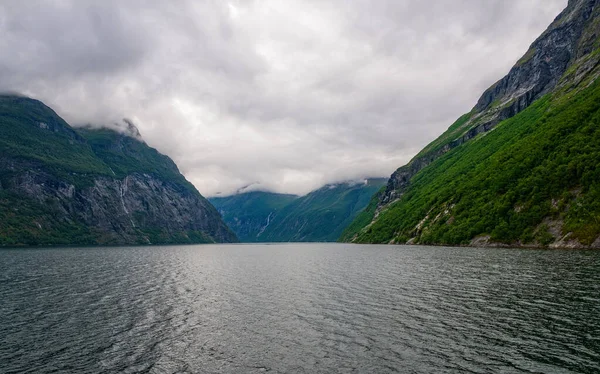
1 244 599 373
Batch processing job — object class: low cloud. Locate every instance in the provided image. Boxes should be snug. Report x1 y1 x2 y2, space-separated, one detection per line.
0 0 566 196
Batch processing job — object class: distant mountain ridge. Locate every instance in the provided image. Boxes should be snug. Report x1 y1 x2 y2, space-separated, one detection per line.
342 0 600 248
210 178 387 242
209 191 298 242
0 95 236 246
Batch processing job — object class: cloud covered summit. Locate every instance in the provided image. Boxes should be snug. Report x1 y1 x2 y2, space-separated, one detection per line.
0 0 565 196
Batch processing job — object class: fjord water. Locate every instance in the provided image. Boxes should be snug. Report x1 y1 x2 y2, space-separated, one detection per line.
1 245 599 373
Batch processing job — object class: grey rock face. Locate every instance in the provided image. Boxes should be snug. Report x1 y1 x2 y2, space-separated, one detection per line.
475 0 597 113
2 156 236 244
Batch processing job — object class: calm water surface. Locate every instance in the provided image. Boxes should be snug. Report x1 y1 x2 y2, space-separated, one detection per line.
0 244 599 373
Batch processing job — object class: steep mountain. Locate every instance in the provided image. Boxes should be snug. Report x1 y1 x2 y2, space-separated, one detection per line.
209 191 298 242
342 0 600 248
0 95 237 246
210 178 387 242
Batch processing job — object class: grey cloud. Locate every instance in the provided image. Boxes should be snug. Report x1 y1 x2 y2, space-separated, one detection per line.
0 2 147 80
0 0 567 196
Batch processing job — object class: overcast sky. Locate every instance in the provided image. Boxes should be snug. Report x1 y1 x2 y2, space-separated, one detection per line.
0 0 567 196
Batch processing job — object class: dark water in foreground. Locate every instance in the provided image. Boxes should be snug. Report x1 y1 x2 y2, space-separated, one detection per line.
1 244 599 374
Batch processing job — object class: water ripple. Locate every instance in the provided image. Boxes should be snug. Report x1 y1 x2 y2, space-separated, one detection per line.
0 244 599 373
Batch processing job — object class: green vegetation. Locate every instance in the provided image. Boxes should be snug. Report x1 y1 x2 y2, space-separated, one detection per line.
416 112 473 158
0 191 98 246
210 191 299 242
350 78 600 246
78 128 196 192
0 96 194 190
259 179 387 242
0 96 113 187
338 187 384 242
211 179 387 242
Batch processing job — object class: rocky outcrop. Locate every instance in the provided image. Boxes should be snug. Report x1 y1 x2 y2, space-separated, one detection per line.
380 0 600 208
474 0 597 112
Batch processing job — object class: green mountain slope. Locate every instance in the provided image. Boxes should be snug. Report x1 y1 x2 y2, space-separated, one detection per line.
0 95 113 186
0 96 237 246
210 178 387 242
210 191 298 242
343 0 600 248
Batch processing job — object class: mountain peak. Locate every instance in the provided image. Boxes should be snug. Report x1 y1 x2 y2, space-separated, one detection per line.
380 0 600 206
474 0 598 115
122 118 142 139
345 1 600 248
77 118 145 142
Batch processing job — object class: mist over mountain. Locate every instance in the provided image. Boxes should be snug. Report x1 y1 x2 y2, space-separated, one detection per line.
0 95 236 246
0 0 566 196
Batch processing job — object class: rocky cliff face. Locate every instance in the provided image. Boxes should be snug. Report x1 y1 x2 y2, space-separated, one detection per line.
381 0 600 207
6 162 235 245
0 96 236 246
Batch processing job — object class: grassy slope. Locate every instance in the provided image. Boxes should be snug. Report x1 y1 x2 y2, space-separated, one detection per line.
77 128 196 192
209 191 299 242
0 96 198 191
260 179 387 242
338 187 385 242
351 78 600 246
415 112 474 158
0 96 113 186
337 111 484 244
